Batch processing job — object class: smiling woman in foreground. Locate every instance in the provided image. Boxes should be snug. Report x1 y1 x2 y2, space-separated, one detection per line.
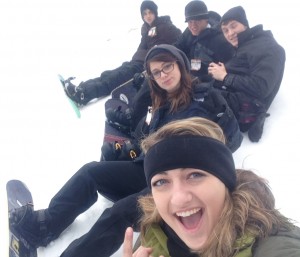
123 117 300 257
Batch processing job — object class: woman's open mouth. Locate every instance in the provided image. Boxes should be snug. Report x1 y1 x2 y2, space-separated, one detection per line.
176 208 203 230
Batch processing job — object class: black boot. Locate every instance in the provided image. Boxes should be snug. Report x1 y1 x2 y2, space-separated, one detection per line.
248 112 269 142
117 140 141 160
101 141 122 161
9 204 58 248
106 106 133 127
63 77 87 106
101 140 141 161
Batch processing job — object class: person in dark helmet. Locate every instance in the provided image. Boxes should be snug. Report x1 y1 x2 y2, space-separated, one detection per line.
208 6 285 142
175 0 234 81
64 1 181 106
9 44 241 257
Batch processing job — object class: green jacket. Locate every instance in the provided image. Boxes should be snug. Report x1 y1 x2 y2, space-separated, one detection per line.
143 224 300 257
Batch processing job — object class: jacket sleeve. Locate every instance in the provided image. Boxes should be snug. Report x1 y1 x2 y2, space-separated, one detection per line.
253 227 300 257
161 23 182 44
222 42 285 101
131 25 149 62
153 18 182 45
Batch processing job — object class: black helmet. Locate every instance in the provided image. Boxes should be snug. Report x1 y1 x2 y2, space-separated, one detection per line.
185 1 208 22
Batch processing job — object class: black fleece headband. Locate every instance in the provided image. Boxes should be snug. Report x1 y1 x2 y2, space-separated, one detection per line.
144 135 236 191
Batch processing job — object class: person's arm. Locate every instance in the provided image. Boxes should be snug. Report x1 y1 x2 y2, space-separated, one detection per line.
157 17 182 44
213 43 285 100
131 24 149 62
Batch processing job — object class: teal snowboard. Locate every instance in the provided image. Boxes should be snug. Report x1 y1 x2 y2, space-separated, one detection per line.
7 180 37 257
58 74 81 118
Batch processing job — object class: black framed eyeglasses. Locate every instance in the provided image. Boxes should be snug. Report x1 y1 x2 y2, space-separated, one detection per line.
150 62 175 80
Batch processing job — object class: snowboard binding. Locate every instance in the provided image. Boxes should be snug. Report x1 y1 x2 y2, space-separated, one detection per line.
58 74 81 118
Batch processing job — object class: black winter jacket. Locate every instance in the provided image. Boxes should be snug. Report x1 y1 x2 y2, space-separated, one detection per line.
215 25 286 112
174 26 234 81
131 16 182 62
148 82 243 152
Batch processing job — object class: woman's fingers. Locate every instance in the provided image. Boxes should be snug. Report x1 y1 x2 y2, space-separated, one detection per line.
123 227 134 257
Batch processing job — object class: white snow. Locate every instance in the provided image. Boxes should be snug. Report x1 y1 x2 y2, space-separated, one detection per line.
0 0 299 256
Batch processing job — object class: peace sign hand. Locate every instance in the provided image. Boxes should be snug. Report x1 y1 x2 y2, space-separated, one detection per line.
123 227 163 257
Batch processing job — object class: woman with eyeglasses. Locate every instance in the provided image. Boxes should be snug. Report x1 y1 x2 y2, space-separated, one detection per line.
9 45 241 257
142 44 242 152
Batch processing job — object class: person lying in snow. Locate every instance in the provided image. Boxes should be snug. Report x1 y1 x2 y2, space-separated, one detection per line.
63 1 181 106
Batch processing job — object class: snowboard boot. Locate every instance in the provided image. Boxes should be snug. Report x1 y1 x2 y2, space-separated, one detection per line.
63 77 88 106
117 140 141 160
9 204 58 248
248 112 270 142
106 106 133 127
101 140 141 161
101 141 122 161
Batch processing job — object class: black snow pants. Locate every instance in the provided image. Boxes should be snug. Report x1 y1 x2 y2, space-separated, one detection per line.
81 61 144 101
46 160 148 257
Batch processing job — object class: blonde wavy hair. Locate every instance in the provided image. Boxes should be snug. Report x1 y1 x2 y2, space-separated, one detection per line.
138 117 293 257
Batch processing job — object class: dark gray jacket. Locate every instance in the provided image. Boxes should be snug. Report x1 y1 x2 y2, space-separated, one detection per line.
215 25 285 112
131 16 182 62
253 226 300 257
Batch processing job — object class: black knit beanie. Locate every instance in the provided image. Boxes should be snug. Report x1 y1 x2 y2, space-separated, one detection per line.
144 44 191 72
140 1 158 18
220 6 249 27
185 0 209 22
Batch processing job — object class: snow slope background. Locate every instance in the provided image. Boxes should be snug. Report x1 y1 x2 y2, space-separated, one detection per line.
1 0 299 256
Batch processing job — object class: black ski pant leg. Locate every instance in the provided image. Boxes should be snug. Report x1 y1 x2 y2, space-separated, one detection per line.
60 187 150 257
98 61 144 95
80 61 144 101
89 160 147 202
46 162 103 236
47 160 146 237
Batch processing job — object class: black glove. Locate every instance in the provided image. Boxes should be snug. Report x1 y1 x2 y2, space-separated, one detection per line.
133 72 145 86
199 88 227 122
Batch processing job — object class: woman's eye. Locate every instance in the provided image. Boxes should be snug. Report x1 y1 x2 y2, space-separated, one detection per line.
189 172 204 180
152 71 160 77
152 179 168 187
164 63 172 70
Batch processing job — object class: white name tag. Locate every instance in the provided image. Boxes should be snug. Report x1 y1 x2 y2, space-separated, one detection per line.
191 59 201 71
146 106 152 125
148 27 157 37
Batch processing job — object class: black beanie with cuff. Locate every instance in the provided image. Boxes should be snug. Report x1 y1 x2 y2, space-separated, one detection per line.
220 6 249 27
140 1 158 18
145 44 191 72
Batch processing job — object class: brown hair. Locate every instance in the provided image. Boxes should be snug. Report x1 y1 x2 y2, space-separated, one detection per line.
138 117 293 257
145 52 193 113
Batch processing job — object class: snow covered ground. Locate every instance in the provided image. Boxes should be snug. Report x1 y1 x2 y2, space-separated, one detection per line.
1 0 299 256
